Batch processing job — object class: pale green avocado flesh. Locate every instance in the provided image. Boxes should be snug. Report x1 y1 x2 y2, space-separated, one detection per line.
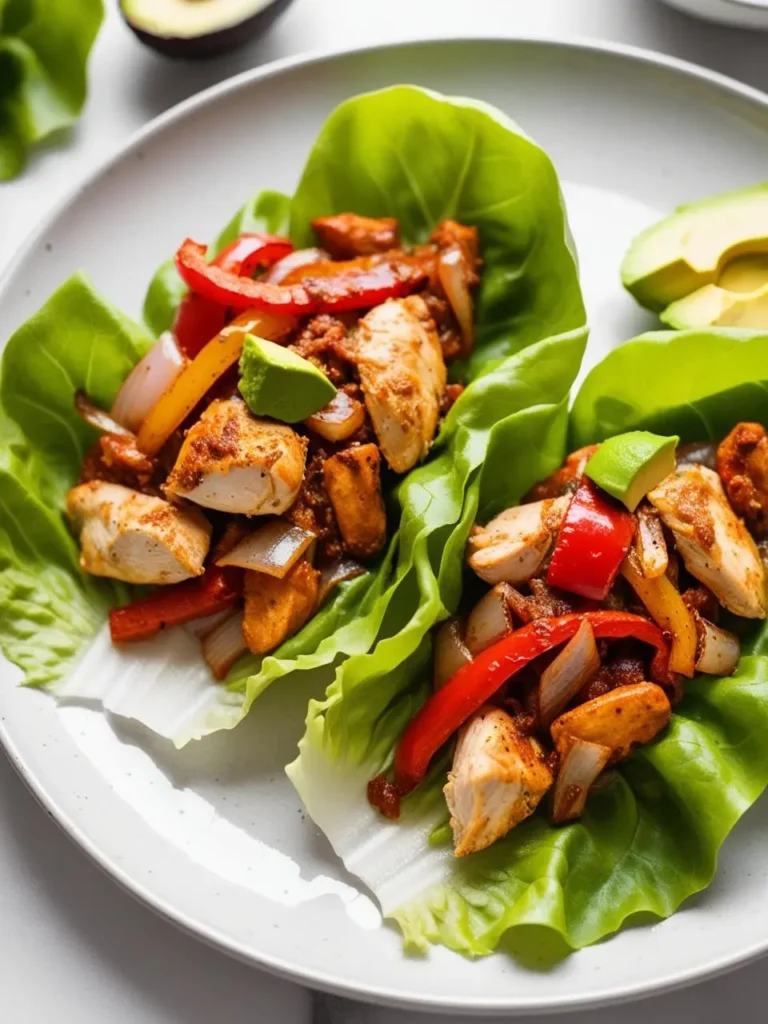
121 0 274 38
622 183 768 328
585 431 679 512
238 334 336 423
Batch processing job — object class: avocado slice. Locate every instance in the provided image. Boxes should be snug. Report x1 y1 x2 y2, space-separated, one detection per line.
585 432 678 512
622 183 768 323
238 334 336 423
120 0 295 59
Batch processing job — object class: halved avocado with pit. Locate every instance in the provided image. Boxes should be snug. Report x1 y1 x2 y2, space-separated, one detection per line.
121 0 295 59
621 183 768 329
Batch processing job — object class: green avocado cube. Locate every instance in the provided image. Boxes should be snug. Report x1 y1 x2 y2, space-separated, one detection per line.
585 431 679 512
238 334 336 423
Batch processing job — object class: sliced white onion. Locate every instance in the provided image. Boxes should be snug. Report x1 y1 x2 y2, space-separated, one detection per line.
264 247 329 284
636 506 668 579
695 616 740 676
217 521 315 578
539 620 600 727
433 619 473 690
465 584 513 655
201 610 247 681
317 557 366 606
438 244 474 356
552 738 612 823
111 331 186 432
305 391 366 442
75 391 135 438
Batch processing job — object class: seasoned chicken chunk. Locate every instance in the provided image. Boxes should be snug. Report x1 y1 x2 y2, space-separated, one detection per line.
322 443 387 559
648 464 767 618
355 296 446 473
165 398 307 516
467 497 569 584
444 706 553 857
551 682 671 763
717 422 768 537
312 213 400 259
242 560 320 655
67 481 210 585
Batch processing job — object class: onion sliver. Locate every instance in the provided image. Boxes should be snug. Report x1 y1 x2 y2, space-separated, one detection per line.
465 584 513 655
552 738 612 823
75 391 134 438
305 391 366 443
636 506 668 579
317 557 366 606
695 616 740 676
217 521 315 578
438 245 474 356
111 332 186 432
264 248 329 284
433 619 473 690
539 619 600 727
201 610 247 681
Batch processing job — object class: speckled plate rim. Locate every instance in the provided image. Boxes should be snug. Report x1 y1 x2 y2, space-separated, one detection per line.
3 34 768 1014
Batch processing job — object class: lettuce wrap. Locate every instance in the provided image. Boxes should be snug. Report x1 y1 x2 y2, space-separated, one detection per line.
287 327 768 958
0 86 586 744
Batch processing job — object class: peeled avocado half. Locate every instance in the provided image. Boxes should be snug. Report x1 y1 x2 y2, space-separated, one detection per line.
621 183 768 329
120 0 295 59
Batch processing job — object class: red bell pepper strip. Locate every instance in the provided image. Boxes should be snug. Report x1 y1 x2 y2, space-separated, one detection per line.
173 292 229 359
109 566 243 644
547 478 635 601
174 239 427 316
392 610 670 796
172 234 294 358
215 232 294 277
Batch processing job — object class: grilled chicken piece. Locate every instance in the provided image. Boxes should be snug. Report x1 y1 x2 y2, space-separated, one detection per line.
444 706 553 857
242 560 320 655
550 682 671 763
312 213 400 259
322 443 387 559
467 497 569 584
165 398 307 516
67 481 210 585
355 296 446 473
648 464 767 618
717 422 768 537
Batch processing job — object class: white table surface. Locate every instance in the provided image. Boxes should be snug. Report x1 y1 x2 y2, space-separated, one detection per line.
3 1 768 1021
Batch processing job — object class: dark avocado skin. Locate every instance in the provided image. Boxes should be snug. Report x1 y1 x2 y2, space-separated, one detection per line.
123 0 296 60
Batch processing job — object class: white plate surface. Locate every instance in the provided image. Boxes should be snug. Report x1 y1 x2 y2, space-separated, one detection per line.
2 37 768 1014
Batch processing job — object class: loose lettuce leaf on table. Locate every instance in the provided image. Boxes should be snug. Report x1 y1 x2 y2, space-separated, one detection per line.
0 0 103 180
290 326 768 959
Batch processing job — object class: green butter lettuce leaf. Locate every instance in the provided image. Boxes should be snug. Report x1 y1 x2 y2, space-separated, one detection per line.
142 190 291 336
0 275 146 689
0 0 103 180
290 325 768 960
1 86 585 746
570 328 768 448
291 86 585 378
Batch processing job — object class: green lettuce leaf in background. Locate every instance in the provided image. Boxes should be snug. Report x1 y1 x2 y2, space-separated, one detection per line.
0 0 103 180
299 325 768 960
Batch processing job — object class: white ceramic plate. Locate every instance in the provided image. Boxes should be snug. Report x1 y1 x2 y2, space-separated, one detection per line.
3 37 768 1015
661 0 768 30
